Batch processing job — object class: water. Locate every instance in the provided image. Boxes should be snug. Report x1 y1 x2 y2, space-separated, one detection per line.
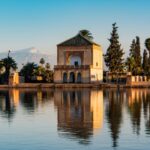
0 88 150 150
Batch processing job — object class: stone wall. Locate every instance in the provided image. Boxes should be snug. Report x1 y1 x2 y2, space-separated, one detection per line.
126 75 150 85
82 69 90 83
54 70 62 83
92 45 103 69
90 68 103 82
9 72 19 85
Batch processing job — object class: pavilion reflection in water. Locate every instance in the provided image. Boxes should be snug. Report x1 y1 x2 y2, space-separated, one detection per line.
1 89 150 147
54 89 104 144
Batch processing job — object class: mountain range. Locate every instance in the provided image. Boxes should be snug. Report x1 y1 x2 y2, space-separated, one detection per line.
0 47 56 70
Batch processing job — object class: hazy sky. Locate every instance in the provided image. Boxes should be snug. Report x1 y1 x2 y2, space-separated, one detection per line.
0 0 150 57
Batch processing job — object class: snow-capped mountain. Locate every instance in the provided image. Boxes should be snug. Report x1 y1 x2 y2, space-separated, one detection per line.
0 47 56 70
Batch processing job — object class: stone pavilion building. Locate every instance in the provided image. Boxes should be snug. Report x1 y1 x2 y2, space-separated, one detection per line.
54 32 103 83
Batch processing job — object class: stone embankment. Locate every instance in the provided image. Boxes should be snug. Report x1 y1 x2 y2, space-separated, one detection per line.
0 83 150 89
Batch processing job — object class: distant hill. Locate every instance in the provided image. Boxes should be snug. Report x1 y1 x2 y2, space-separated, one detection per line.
0 47 56 70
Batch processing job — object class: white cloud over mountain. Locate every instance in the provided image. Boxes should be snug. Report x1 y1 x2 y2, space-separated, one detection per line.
0 47 56 70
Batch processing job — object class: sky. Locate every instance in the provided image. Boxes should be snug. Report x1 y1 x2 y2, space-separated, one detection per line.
0 0 150 57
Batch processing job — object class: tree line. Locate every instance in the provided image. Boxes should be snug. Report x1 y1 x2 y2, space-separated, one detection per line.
104 23 150 76
0 54 53 84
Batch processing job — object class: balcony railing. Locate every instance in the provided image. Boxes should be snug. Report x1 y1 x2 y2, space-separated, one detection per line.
54 65 91 69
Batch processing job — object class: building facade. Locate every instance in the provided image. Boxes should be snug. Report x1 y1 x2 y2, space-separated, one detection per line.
54 33 103 83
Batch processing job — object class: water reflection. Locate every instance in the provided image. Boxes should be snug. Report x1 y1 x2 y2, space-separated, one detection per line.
54 89 103 144
105 89 124 147
1 88 150 149
127 89 150 135
0 89 54 119
0 90 16 121
127 89 142 135
20 89 54 112
104 88 150 147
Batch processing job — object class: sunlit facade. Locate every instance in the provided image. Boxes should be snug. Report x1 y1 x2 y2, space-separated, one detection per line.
54 33 103 83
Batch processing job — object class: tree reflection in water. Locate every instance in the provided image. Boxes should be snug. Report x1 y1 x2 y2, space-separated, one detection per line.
20 89 54 113
0 89 54 117
1 88 150 148
128 89 150 135
126 89 150 135
0 90 16 122
105 89 124 147
20 91 38 112
127 89 142 135
145 92 150 134
105 88 150 147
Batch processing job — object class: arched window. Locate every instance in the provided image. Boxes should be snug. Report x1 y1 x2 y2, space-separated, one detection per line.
69 55 81 66
77 72 82 83
63 72 67 83
69 72 75 83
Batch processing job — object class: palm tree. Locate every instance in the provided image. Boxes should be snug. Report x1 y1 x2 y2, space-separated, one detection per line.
45 63 50 70
79 30 93 41
20 62 37 82
1 56 17 84
40 58 45 66
0 60 4 74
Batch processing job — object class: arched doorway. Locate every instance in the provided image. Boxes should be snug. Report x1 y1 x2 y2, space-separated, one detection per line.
77 72 82 83
69 55 81 66
63 72 67 83
69 72 75 83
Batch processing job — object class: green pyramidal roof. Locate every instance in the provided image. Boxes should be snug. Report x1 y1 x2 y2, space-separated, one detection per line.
57 33 100 46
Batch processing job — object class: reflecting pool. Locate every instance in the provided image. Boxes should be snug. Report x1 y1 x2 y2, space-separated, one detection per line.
0 88 150 150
